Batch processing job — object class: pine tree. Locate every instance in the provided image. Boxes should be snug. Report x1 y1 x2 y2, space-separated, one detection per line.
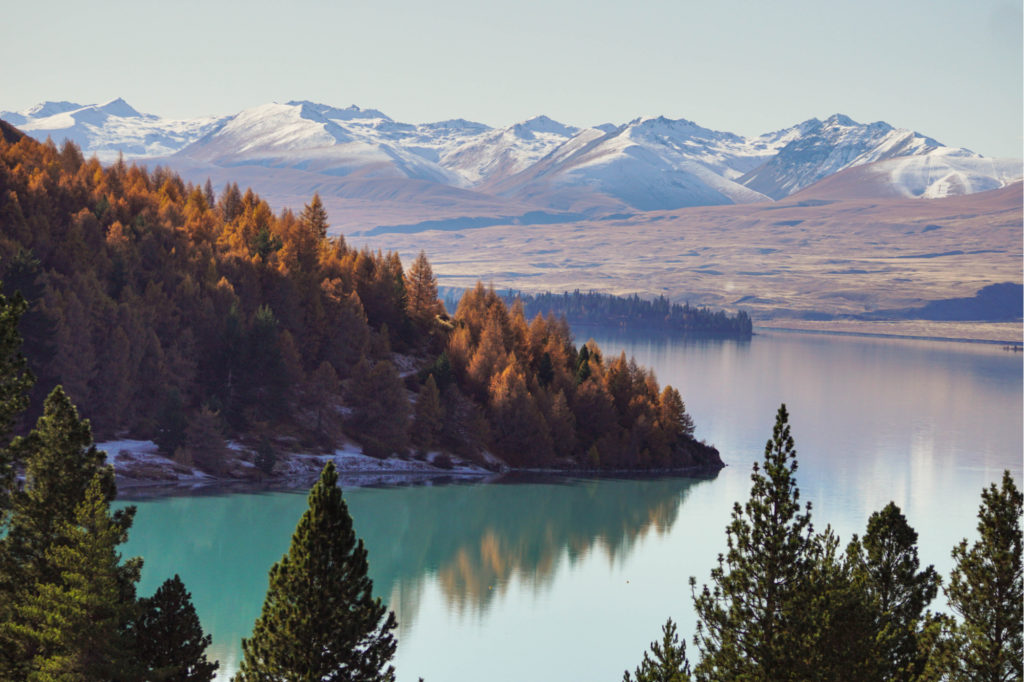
802 526 879 681
410 374 443 452
3 386 116 585
181 406 228 474
5 474 141 681
690 404 816 681
135 574 218 681
347 359 409 458
851 502 940 681
623 618 692 682
236 462 397 682
0 287 32 519
944 470 1022 682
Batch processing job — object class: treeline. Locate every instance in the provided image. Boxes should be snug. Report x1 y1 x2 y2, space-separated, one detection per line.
624 405 1023 682
0 120 719 472
498 289 753 337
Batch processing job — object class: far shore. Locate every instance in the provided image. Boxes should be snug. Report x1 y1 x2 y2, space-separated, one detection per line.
755 319 1023 345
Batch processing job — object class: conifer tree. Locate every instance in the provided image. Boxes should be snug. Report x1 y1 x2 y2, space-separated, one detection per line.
6 475 141 681
3 386 116 585
944 470 1022 682
135 574 218 681
623 618 692 682
411 374 443 452
802 526 879 681
404 250 441 328
690 404 815 681
347 359 409 458
236 462 397 682
0 287 32 519
300 192 330 241
850 502 940 681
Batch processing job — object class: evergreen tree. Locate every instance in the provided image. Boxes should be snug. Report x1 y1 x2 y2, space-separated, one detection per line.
690 404 815 681
154 387 188 457
851 502 940 681
623 618 692 682
236 462 397 682
135 574 218 681
0 287 32 519
802 526 879 681
253 437 277 476
347 359 409 458
4 475 141 681
3 386 116 585
181 406 228 474
944 470 1022 682
410 374 443 452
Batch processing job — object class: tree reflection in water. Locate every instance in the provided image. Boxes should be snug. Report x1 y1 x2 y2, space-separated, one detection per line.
121 473 718 667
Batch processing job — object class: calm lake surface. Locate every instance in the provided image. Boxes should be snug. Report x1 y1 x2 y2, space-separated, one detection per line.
119 330 1023 681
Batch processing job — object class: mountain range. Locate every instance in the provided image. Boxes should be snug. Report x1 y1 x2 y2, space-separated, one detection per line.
2 98 1020 232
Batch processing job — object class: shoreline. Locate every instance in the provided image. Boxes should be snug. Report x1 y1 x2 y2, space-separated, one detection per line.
108 438 725 500
754 320 1023 345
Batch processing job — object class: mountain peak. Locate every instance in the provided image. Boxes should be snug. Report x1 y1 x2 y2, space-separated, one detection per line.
286 100 392 122
511 115 576 138
97 98 143 118
23 101 83 118
824 113 858 127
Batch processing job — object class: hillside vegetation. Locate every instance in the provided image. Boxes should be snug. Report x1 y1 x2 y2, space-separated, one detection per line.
0 121 720 473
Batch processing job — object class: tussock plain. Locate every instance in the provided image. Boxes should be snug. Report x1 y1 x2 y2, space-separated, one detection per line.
352 183 1024 343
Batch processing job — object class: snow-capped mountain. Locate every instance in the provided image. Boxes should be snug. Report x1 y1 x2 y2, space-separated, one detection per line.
178 103 578 188
482 115 799 210
0 98 226 162
738 114 946 199
2 99 1019 214
790 147 1024 200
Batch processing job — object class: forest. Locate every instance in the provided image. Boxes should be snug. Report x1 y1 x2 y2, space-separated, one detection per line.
0 120 720 473
496 289 753 337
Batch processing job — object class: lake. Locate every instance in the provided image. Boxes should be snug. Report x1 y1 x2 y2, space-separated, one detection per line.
119 330 1023 681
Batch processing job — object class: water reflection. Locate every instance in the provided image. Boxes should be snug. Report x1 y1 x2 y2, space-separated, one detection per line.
121 474 717 676
588 329 1023 575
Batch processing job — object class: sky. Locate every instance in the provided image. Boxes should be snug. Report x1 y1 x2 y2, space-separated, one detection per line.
2 0 1021 158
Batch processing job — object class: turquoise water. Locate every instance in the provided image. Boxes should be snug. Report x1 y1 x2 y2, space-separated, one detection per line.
120 330 1023 681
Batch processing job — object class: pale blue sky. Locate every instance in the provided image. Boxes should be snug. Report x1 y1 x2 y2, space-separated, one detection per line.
2 0 1021 157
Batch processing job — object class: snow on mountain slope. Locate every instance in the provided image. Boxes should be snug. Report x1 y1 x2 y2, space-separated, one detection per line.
437 115 579 184
179 101 472 185
881 148 1023 198
738 114 945 199
1 98 226 162
484 116 777 210
792 148 1023 200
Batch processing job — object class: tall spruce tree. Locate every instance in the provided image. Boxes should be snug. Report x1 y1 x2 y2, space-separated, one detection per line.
236 462 397 682
944 470 1022 682
689 404 816 681
623 618 692 682
135 574 218 681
